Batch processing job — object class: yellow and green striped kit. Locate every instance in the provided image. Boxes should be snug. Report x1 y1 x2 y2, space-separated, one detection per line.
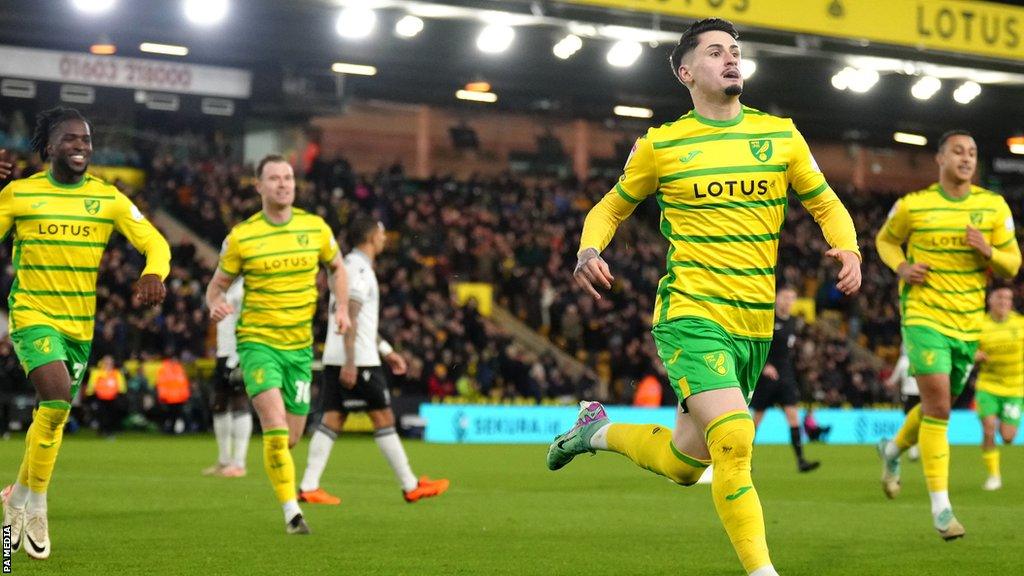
976 311 1024 398
217 209 338 350
881 184 1019 341
0 171 170 341
580 107 859 339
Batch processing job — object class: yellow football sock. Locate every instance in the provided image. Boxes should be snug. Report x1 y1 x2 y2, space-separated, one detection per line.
706 410 770 574
895 404 922 451
16 409 36 487
920 416 950 492
25 401 70 494
263 428 296 504
606 424 710 485
982 448 1000 478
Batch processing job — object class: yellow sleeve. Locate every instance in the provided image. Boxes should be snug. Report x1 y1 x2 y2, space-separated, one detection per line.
787 128 860 258
319 218 339 263
218 230 241 277
117 372 127 394
988 199 1021 278
579 133 658 253
113 192 171 280
875 199 910 272
0 183 15 241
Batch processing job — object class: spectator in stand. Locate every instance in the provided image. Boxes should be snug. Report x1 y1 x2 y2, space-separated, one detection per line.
156 357 191 434
85 356 126 437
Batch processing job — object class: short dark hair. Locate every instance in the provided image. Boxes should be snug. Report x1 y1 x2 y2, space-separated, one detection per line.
346 215 380 249
669 18 739 79
989 278 1014 292
31 106 91 161
255 154 288 179
937 130 973 152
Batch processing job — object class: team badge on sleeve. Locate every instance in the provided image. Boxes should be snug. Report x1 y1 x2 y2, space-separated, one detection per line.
1006 216 1016 232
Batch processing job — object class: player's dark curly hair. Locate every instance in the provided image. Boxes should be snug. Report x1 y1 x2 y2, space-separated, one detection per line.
31 106 91 161
669 18 739 80
346 215 381 250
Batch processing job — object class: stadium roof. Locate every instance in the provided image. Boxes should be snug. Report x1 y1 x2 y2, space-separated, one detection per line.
2 0 1024 152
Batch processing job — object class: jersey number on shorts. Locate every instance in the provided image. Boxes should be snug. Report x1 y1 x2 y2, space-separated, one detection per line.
295 380 311 405
71 362 86 385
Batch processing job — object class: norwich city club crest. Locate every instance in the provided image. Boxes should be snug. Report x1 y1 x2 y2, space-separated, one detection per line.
84 199 101 215
970 211 983 226
33 337 52 354
748 139 773 162
297 233 309 247
703 351 729 376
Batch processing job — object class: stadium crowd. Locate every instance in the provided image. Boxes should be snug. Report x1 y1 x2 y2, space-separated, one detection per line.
2 147 1023 435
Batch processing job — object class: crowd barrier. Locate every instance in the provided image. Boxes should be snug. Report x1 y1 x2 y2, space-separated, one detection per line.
419 404 1024 445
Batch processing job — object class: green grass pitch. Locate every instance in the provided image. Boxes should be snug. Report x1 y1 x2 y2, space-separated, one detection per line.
1 434 1020 575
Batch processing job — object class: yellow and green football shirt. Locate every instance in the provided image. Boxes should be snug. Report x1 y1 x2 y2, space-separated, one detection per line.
976 311 1024 398
218 209 338 350
580 106 860 340
0 171 171 342
879 184 1020 341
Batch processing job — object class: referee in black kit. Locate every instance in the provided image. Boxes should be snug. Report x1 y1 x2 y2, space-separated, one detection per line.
750 285 820 473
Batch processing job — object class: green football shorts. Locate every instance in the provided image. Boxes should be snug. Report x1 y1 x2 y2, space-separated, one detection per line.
238 342 313 415
10 325 91 398
975 389 1023 426
652 316 770 407
902 325 978 396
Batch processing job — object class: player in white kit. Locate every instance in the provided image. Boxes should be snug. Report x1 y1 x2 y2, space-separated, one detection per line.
298 217 449 504
202 279 253 477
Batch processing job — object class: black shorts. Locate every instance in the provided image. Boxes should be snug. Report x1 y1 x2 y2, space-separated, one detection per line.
320 365 391 414
902 395 920 414
214 357 246 396
749 376 799 411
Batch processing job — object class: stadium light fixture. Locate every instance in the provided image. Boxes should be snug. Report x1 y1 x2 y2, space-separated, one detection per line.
831 67 879 93
553 34 583 60
90 43 117 55
331 62 377 76
72 0 116 14
477 24 515 54
183 0 228 26
953 81 981 104
893 132 928 146
1008 136 1024 155
614 105 653 119
395 15 424 38
336 7 377 39
607 40 642 68
140 42 189 57
456 89 497 103
465 81 491 92
740 59 757 80
567 22 598 37
910 76 941 100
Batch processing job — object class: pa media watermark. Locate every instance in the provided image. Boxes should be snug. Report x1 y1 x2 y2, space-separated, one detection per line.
3 523 11 573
